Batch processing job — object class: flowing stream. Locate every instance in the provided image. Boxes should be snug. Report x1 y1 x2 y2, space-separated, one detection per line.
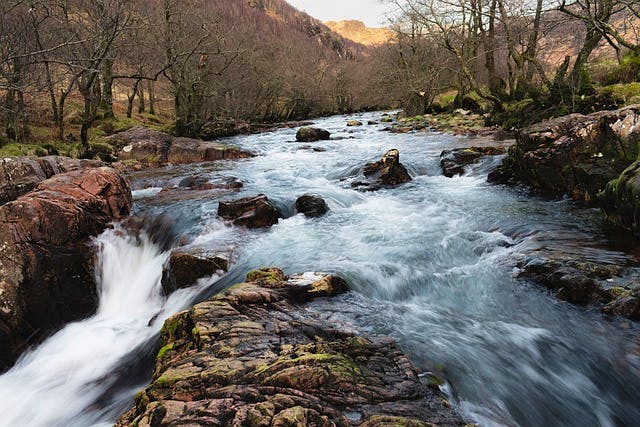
1 111 640 426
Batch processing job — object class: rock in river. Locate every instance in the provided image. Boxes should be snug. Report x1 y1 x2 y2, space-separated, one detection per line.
295 193 330 217
115 269 464 427
218 194 282 228
296 126 331 142
600 161 640 237
440 146 506 177
0 167 132 370
161 251 229 294
352 149 412 190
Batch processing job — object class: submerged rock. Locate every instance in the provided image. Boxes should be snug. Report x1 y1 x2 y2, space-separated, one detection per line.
347 120 363 127
488 106 640 202
115 269 463 427
352 149 412 190
0 167 132 370
0 156 103 205
440 146 506 177
218 194 282 228
296 126 331 142
295 194 330 217
110 127 254 167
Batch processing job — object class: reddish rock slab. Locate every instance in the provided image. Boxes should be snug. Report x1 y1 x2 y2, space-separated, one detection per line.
0 156 103 205
0 167 132 370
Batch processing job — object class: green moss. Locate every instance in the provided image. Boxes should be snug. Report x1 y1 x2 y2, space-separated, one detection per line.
0 139 83 158
246 268 286 286
156 343 174 359
598 83 640 106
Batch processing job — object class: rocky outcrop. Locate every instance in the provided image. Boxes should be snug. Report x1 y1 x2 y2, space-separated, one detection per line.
296 127 331 142
161 250 229 294
109 128 254 166
0 156 103 205
352 149 412 191
0 167 132 370
488 106 640 202
218 194 282 228
295 194 330 218
518 257 640 319
115 269 464 427
440 146 506 177
600 161 640 236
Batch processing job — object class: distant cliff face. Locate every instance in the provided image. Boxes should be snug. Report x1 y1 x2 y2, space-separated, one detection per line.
237 0 368 58
325 20 392 46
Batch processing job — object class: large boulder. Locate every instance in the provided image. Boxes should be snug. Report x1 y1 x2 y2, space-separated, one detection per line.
296 126 331 142
440 146 506 177
109 127 254 166
600 161 640 236
0 156 103 205
0 167 132 370
115 269 464 427
352 149 412 190
161 250 229 294
218 194 282 228
488 106 640 202
295 194 330 217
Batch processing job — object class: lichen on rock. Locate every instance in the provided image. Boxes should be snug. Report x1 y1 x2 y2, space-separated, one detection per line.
116 269 463 427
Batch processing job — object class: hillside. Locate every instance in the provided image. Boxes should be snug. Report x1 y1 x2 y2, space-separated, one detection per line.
325 20 392 46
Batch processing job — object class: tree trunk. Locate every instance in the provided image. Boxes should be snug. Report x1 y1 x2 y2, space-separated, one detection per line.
126 79 141 118
4 87 16 140
569 28 602 93
148 80 156 115
101 59 115 118
137 86 146 114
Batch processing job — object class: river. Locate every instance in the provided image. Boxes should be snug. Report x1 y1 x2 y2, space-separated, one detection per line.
0 111 639 427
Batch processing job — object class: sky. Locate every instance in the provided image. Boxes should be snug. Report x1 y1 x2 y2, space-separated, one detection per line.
286 0 395 27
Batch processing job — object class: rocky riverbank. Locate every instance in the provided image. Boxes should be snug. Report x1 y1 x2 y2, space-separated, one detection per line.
486 105 640 317
116 268 464 427
107 127 255 170
0 166 132 370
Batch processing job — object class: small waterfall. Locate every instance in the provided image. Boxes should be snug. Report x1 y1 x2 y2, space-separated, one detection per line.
0 226 213 427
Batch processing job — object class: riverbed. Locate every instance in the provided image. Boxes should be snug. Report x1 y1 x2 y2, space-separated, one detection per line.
1 111 639 427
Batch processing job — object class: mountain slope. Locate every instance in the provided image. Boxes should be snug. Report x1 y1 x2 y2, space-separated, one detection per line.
326 20 392 46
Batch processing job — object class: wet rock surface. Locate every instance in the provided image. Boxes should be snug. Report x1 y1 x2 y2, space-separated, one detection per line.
295 194 330 218
488 106 640 202
600 161 640 237
0 167 132 370
161 251 229 294
115 269 464 427
109 127 254 167
518 256 640 319
296 127 331 142
218 194 282 228
440 146 506 177
0 156 103 205
352 149 412 191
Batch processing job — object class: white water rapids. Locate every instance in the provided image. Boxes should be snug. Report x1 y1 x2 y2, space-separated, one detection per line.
1 111 640 426
0 227 215 427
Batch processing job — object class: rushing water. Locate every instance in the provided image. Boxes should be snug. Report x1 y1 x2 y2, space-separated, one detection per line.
1 111 640 427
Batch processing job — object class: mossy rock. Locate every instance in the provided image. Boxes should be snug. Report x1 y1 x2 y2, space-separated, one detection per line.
246 268 286 287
